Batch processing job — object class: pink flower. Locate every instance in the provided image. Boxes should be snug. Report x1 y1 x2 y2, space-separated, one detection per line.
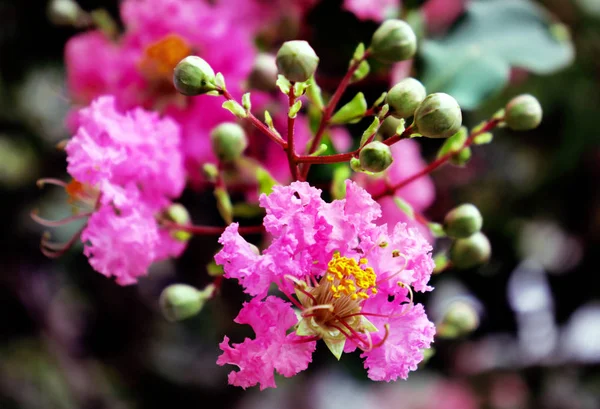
353 140 435 241
66 95 185 208
216 180 435 388
217 297 316 390
65 0 256 174
343 0 399 21
422 0 466 34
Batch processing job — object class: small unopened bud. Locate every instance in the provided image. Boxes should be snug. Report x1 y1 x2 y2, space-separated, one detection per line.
369 19 417 63
438 301 480 338
450 232 491 269
247 53 278 92
47 0 87 26
210 122 248 162
165 203 192 242
159 283 215 322
359 141 393 173
444 203 483 239
386 78 426 119
173 56 217 96
276 40 319 83
505 94 542 131
414 93 462 138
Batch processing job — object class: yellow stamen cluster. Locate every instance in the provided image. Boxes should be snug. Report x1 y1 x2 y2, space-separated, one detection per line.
140 34 192 79
326 252 378 300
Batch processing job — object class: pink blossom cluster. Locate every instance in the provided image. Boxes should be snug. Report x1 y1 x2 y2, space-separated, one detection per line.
215 181 435 389
65 96 187 285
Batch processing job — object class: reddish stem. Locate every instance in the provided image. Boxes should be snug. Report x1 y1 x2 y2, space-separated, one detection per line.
372 118 501 200
162 221 264 235
287 86 300 180
220 89 287 150
300 53 369 179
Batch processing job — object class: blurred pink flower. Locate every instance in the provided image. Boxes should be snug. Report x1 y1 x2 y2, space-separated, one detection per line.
65 96 187 284
354 140 435 241
422 0 466 34
216 181 435 388
65 0 256 175
343 0 399 21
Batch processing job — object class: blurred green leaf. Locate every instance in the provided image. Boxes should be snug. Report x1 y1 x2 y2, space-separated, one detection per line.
421 0 574 109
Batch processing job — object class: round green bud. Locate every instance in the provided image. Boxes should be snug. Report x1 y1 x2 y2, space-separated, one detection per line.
378 116 403 139
369 19 417 63
173 56 217 96
359 141 393 173
450 232 491 269
444 203 483 239
159 284 204 322
386 78 426 119
247 53 278 92
210 122 248 162
48 0 85 26
505 94 542 131
439 301 480 338
165 203 192 242
276 40 319 83
414 93 462 138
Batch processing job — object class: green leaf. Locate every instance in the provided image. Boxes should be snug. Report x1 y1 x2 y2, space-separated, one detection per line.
449 146 472 166
232 203 265 218
331 165 351 199
330 92 368 124
222 100 247 118
289 100 302 118
394 197 415 220
359 117 380 147
214 187 233 224
242 92 251 111
276 74 291 95
256 168 277 195
473 132 493 145
306 78 324 111
437 126 468 158
421 0 574 109
352 43 366 62
351 60 370 83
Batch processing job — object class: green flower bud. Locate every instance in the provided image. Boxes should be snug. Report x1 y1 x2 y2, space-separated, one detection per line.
438 301 480 338
47 0 87 26
173 56 217 96
450 232 491 269
386 78 426 119
165 203 192 242
276 40 319 83
414 93 462 138
369 19 417 63
247 53 278 92
359 141 393 173
210 122 248 162
159 284 215 322
505 94 542 131
378 117 403 139
444 203 483 239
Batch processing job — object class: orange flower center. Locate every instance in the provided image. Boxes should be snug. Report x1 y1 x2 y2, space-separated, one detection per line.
139 34 192 81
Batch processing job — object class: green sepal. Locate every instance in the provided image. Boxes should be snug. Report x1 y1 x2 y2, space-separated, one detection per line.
330 92 368 124
428 222 447 238
310 144 328 156
293 81 311 98
222 100 247 119
306 77 324 111
289 99 302 118
396 118 406 135
215 72 226 90
323 337 346 361
350 157 363 172
90 9 118 39
373 92 387 107
361 316 378 333
351 60 370 83
276 74 291 95
377 104 389 120
295 318 314 337
359 117 380 147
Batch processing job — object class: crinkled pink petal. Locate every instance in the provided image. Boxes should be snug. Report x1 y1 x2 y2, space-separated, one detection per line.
360 301 435 381
82 198 159 286
217 297 316 390
215 224 275 297
343 180 382 229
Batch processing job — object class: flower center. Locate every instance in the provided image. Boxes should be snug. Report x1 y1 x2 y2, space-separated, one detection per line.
139 34 192 81
326 252 378 300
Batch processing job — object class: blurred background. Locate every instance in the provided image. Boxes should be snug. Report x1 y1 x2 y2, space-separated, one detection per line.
0 0 599 408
